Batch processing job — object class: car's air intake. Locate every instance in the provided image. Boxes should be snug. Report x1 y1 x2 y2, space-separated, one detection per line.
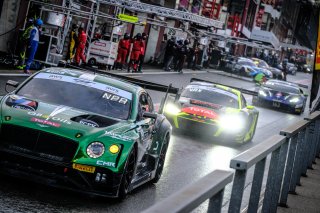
0 124 78 162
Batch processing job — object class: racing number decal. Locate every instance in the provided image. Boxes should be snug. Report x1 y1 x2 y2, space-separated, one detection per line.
272 101 280 108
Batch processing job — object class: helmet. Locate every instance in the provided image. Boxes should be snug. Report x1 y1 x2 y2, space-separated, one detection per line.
124 33 130 39
184 39 190 45
136 33 142 39
170 36 176 41
78 27 84 32
142 32 147 39
72 24 79 30
177 40 183 45
27 18 34 24
35 19 43 26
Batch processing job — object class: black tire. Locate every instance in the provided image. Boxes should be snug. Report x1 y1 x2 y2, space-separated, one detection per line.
118 148 136 199
239 68 246 76
296 104 305 115
152 134 169 183
88 58 96 66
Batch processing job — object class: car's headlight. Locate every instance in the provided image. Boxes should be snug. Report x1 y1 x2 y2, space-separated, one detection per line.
164 103 181 115
219 114 245 133
87 142 105 158
289 97 300 103
259 90 268 97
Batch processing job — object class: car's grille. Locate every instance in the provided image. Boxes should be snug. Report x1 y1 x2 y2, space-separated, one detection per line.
0 124 78 162
177 117 218 134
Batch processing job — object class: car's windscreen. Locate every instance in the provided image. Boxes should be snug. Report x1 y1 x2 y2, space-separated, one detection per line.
258 60 269 68
16 73 132 120
238 60 256 67
265 81 300 94
181 85 239 108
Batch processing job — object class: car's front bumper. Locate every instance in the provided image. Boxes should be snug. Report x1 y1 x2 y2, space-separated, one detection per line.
0 148 122 198
257 97 304 113
169 115 246 143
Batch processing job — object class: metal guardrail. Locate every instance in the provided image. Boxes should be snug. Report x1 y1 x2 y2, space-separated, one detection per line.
141 170 233 213
143 111 320 213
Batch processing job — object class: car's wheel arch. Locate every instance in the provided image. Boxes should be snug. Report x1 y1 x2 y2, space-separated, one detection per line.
117 144 138 199
153 117 171 155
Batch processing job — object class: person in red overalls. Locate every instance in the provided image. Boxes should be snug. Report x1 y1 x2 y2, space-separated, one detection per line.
128 33 144 73
75 27 87 66
114 33 130 70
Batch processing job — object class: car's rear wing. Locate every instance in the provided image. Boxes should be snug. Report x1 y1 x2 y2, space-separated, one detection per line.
190 78 258 96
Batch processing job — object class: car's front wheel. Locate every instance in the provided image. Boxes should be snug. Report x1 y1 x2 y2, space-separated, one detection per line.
152 134 169 183
118 148 136 199
88 58 96 66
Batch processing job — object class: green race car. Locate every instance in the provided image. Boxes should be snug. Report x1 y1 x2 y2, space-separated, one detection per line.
164 78 259 143
0 68 177 198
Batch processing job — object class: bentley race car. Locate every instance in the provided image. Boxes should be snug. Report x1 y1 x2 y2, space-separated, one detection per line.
252 79 308 114
164 78 259 143
0 68 178 198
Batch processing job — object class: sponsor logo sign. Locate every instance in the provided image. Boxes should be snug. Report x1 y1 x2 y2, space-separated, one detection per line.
31 117 61 127
73 163 96 173
182 106 219 119
96 160 116 168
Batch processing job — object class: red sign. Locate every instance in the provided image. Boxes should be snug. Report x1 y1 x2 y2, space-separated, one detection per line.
31 117 61 127
182 107 219 119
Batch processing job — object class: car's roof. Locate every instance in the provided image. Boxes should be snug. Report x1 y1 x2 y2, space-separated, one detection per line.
266 80 299 88
251 57 261 61
189 81 241 97
238 59 256 64
238 57 252 61
39 68 141 94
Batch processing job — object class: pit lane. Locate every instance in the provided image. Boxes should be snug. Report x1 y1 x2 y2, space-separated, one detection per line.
0 70 312 212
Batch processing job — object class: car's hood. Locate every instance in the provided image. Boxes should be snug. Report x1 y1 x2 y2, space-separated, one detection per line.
178 100 240 123
260 88 303 102
0 95 133 140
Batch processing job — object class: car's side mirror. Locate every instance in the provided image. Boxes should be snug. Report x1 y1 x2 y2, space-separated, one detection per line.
143 112 157 120
5 80 19 93
247 105 254 110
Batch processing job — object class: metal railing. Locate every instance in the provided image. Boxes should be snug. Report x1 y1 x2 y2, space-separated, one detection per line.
141 170 233 213
143 111 320 213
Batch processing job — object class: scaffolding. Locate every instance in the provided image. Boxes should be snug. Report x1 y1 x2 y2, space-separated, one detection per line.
22 0 226 67
99 0 224 29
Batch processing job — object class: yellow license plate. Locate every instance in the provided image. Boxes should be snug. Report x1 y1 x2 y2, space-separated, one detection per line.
72 163 96 173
